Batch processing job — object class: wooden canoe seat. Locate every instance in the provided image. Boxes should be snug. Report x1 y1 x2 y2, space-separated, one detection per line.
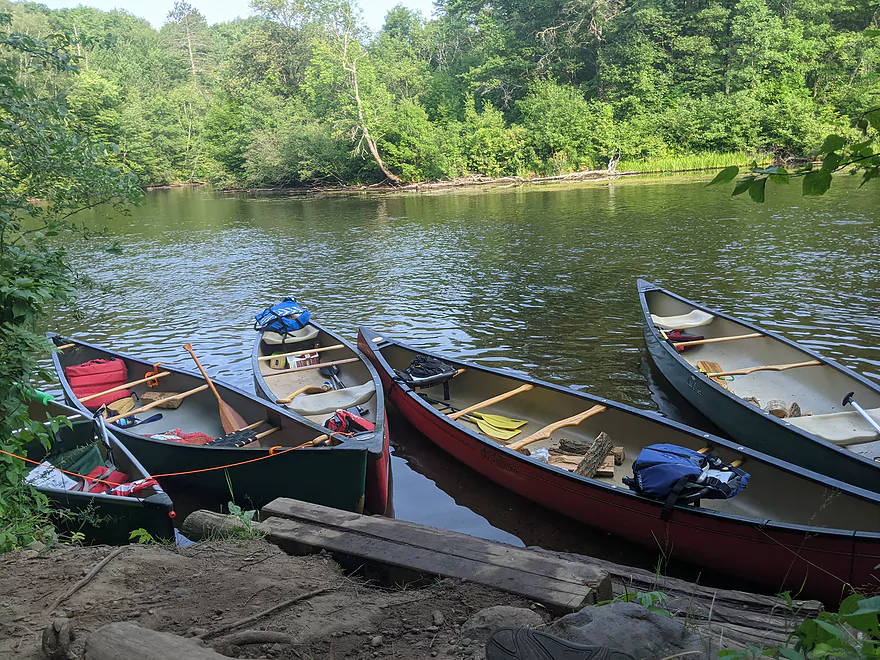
287 382 376 416
262 325 320 346
788 409 880 446
651 310 714 330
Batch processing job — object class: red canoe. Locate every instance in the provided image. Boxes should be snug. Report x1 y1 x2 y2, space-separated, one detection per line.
358 327 880 603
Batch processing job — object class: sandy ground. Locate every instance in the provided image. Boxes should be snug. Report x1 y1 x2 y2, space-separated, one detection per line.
0 540 537 659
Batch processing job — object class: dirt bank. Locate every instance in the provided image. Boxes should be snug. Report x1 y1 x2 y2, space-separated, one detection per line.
0 540 535 659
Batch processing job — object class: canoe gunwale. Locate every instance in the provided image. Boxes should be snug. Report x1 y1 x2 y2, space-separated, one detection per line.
249 321 388 459
636 279 880 479
356 326 880 534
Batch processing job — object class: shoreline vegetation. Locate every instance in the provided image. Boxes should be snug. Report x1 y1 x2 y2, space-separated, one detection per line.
1 0 875 192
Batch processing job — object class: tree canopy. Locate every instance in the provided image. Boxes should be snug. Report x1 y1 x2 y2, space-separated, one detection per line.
0 0 877 187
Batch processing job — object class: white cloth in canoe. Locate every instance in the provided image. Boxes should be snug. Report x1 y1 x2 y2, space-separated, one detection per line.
788 408 880 446
651 310 715 330
261 324 320 345
287 382 376 416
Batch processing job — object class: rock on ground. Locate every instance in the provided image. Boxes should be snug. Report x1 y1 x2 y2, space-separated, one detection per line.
547 602 714 660
461 606 544 646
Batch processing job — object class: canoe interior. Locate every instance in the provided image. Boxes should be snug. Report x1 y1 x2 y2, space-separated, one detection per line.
379 342 880 534
53 339 331 449
21 405 175 543
255 324 379 428
643 288 880 460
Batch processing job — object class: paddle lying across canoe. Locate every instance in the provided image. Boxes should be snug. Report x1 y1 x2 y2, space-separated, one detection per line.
637 279 880 494
251 316 389 514
49 334 386 513
21 397 175 545
357 326 880 602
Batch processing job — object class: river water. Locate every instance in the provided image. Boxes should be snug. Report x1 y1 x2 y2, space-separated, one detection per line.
51 175 880 582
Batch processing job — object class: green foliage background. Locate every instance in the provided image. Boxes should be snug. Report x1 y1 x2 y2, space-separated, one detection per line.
2 0 878 187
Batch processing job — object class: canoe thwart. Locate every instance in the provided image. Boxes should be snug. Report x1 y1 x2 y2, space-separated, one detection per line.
263 357 360 379
257 344 345 363
79 372 172 403
509 405 607 452
670 332 763 347
448 384 534 421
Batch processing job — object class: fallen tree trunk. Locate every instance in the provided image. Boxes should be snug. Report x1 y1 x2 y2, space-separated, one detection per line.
84 621 227 660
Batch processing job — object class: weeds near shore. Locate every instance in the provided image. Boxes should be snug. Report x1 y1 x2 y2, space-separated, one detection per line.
618 152 771 174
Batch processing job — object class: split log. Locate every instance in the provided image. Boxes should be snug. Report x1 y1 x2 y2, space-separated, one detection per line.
610 446 625 465
595 455 616 478
557 437 592 454
84 621 227 660
574 432 613 477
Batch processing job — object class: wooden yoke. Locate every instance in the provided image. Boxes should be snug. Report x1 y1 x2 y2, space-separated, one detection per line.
104 384 209 423
448 384 534 421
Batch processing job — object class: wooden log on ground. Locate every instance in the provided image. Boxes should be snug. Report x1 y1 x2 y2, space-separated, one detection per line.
182 509 248 541
84 621 227 660
574 432 613 477
257 498 611 614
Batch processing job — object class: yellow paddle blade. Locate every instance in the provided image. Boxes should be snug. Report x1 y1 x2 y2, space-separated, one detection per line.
461 416 522 440
470 411 528 430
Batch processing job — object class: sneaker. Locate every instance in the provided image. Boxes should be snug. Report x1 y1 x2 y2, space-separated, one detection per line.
486 626 635 660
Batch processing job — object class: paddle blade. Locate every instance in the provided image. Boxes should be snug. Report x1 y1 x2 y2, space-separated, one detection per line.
219 401 248 434
471 412 528 430
471 418 521 441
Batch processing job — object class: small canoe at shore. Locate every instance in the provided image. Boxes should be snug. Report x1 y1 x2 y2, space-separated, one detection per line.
21 398 175 545
357 326 880 602
637 279 880 494
49 334 377 513
250 317 390 514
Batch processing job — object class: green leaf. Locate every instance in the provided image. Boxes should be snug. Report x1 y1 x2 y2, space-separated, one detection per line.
814 619 846 639
748 177 767 203
819 135 846 154
867 110 880 133
820 152 841 173
769 167 790 184
803 170 832 196
778 647 805 660
732 176 755 196
866 28 880 37
708 166 739 186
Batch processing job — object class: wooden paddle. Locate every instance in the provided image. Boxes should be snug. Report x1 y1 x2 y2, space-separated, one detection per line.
79 371 172 403
183 344 248 434
256 344 345 362
670 332 762 347
276 384 332 405
706 360 821 379
104 384 209 423
508 405 607 452
448 384 534 421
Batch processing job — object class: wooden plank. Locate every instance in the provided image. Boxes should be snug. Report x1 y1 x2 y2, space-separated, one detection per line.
259 498 609 613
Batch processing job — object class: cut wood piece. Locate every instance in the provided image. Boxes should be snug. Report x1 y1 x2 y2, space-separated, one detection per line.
103 384 209 423
262 357 360 379
557 437 592 454
764 399 790 418
79 372 171 403
610 446 625 465
508 405 607 452
548 455 583 471
595 455 616 478
707 360 821 379
84 621 228 660
670 332 763 347
257 498 611 614
448 384 534 421
140 390 183 409
574 431 614 477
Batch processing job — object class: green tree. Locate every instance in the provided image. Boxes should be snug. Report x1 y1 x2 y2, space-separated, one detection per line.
0 14 141 551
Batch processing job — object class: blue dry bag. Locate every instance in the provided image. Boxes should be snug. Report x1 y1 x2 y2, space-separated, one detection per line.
254 297 311 336
623 443 749 515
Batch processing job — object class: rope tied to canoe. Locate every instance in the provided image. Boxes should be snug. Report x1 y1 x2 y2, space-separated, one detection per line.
0 429 356 486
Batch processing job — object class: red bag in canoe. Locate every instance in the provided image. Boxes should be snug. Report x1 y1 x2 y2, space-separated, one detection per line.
65 358 130 410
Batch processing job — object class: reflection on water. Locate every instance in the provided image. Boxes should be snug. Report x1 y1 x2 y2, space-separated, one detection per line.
50 176 880 585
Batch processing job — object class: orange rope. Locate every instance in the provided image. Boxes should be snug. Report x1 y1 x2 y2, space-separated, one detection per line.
0 430 355 483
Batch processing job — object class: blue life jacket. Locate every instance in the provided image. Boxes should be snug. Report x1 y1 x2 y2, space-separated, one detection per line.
623 443 749 515
254 298 311 336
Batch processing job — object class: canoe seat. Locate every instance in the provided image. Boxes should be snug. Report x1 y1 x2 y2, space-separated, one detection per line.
788 409 880 446
262 324 320 346
288 382 376 416
651 310 714 330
